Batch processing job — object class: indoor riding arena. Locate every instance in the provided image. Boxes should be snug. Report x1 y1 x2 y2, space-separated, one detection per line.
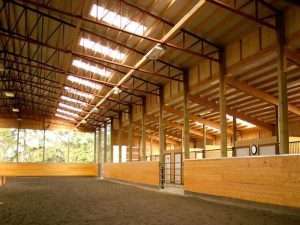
1 0 300 225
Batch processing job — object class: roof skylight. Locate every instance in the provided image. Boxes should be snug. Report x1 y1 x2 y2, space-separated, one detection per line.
61 96 87 106
57 108 79 118
90 4 146 35
79 38 126 61
67 75 102 90
58 102 82 112
64 87 94 99
72 59 111 77
226 115 256 128
55 113 76 122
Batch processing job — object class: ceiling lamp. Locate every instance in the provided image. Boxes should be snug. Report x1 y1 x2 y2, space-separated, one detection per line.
61 96 87 106
12 108 19 113
79 38 126 61
64 87 94 99
112 87 122 95
146 44 166 60
90 4 147 35
72 59 111 77
67 75 102 90
4 91 15 98
55 113 76 122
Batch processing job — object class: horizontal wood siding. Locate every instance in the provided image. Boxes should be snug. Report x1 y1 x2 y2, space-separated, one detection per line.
104 161 159 186
184 155 300 208
0 163 98 177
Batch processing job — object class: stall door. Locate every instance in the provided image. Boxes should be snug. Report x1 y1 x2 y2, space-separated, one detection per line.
164 154 171 184
174 153 182 184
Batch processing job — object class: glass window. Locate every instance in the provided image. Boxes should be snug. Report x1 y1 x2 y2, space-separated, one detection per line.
0 128 18 162
69 131 94 162
45 130 69 163
18 129 44 162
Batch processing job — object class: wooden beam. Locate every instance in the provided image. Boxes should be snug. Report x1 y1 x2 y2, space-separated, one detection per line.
141 98 146 161
103 122 107 163
128 106 133 161
219 50 227 157
164 105 233 134
183 70 190 159
188 95 274 131
118 111 122 163
226 77 300 116
159 86 166 164
276 13 289 154
285 48 300 67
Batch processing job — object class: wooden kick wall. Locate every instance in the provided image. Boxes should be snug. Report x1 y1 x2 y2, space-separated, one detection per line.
103 161 159 186
184 155 300 208
0 163 98 177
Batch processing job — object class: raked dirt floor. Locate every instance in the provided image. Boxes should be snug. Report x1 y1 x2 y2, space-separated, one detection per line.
0 177 299 225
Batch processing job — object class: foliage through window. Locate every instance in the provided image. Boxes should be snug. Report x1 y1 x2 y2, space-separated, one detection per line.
0 128 95 163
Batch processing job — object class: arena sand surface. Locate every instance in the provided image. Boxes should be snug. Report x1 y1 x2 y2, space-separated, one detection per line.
0 177 299 225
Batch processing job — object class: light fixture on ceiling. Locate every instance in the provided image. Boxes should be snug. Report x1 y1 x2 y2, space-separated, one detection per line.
12 108 19 113
55 113 76 122
146 44 166 60
81 119 87 124
92 107 99 113
90 4 147 35
67 75 102 90
79 38 126 61
112 87 122 95
72 59 111 77
4 91 15 98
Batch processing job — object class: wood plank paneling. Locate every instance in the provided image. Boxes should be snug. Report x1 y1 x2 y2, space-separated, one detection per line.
0 163 98 177
184 155 300 208
104 161 159 186
0 176 6 186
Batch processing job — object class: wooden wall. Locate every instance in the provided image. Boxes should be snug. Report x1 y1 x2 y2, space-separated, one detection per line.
0 163 98 177
0 176 6 186
184 155 300 208
103 161 159 186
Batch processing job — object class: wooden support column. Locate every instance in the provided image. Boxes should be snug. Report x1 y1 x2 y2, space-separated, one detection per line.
183 70 190 159
118 112 122 163
159 86 166 164
232 115 237 157
110 118 114 163
276 13 289 154
103 122 107 163
275 106 280 154
128 105 133 161
98 127 103 178
203 124 206 158
94 131 97 163
141 97 146 161
219 49 228 157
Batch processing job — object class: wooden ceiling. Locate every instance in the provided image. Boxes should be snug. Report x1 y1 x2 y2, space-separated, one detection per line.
0 0 299 138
